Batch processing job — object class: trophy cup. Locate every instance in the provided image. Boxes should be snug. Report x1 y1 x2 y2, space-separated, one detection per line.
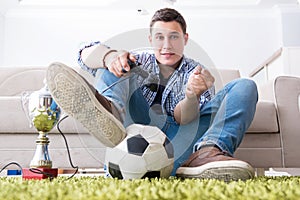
21 80 61 179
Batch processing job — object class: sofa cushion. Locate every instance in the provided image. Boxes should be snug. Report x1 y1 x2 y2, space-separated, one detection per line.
247 100 279 133
0 67 46 96
210 69 241 92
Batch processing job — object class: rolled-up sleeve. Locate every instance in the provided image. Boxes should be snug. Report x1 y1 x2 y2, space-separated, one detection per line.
78 41 101 76
199 85 215 108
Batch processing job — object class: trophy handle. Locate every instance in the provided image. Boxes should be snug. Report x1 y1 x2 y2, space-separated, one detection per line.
21 91 34 128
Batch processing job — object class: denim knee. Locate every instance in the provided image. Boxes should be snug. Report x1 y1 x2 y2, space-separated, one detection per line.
234 78 258 102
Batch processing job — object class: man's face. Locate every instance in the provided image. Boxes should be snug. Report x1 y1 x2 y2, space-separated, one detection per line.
149 21 188 68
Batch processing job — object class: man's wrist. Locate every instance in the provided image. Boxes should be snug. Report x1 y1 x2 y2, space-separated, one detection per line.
183 95 200 105
81 44 117 69
103 50 117 68
185 89 200 101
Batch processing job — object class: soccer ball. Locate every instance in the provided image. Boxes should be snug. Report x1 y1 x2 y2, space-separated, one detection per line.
105 124 174 179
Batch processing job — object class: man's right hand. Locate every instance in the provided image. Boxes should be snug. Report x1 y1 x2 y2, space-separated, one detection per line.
104 50 136 77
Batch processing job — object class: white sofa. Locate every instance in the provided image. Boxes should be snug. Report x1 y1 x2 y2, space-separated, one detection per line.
1 66 300 171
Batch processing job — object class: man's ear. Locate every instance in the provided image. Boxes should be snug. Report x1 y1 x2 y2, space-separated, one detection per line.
148 34 152 44
184 33 189 45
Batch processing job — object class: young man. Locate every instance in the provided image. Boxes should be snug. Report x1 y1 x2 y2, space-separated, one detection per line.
47 8 258 181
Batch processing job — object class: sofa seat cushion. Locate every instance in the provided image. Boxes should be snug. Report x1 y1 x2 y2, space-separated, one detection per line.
247 100 278 133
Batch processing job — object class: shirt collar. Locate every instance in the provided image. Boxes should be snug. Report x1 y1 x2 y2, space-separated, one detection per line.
176 55 188 72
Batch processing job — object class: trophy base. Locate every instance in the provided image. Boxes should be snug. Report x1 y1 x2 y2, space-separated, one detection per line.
22 168 58 180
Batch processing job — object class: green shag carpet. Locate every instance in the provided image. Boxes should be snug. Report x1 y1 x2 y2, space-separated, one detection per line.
0 176 300 200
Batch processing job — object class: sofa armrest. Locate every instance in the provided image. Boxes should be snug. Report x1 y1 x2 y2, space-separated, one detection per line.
270 76 300 167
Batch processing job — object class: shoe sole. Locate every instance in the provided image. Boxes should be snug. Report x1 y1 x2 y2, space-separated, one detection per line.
176 160 254 182
46 62 126 147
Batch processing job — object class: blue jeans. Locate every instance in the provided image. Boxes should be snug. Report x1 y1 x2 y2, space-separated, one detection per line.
95 69 258 175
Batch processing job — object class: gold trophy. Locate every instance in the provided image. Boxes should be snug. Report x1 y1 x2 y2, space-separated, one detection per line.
21 80 60 179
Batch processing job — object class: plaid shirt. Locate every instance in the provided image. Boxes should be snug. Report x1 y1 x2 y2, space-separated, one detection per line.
78 42 215 118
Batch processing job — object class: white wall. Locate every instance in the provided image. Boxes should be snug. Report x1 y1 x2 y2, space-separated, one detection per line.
3 9 152 67
2 4 300 76
267 47 300 79
183 9 281 76
278 5 300 46
0 14 4 66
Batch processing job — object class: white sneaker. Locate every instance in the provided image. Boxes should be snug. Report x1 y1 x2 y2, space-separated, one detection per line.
46 62 126 147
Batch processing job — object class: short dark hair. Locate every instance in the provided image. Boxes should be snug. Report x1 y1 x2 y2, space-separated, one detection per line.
150 8 187 34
